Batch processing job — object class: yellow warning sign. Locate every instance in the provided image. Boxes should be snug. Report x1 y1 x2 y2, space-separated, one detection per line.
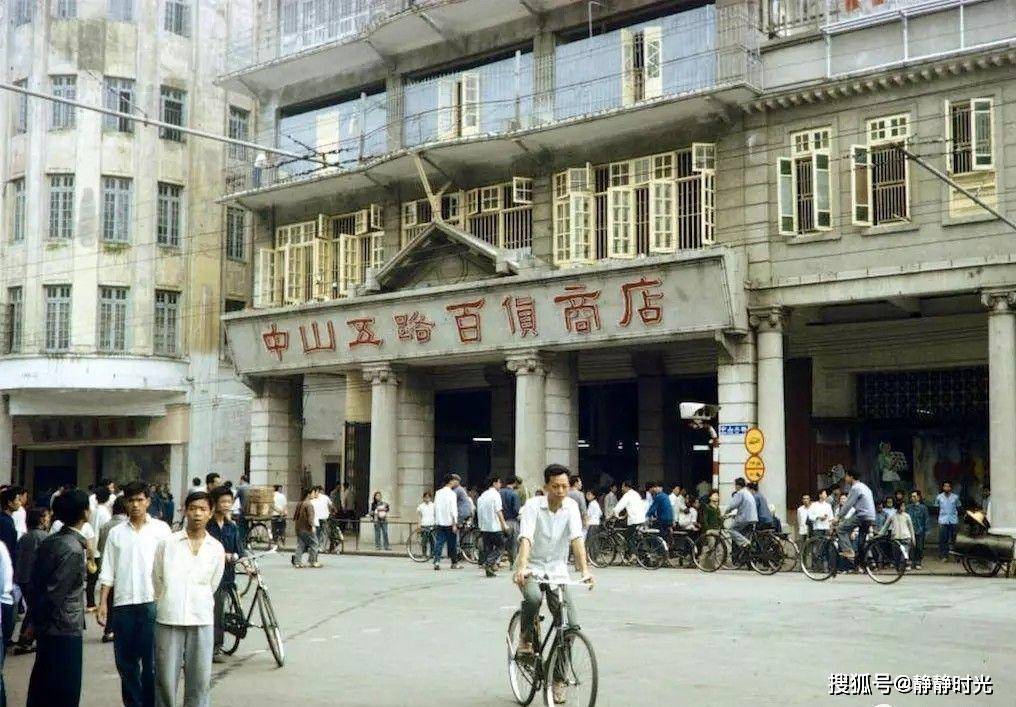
744 455 765 482
744 427 765 456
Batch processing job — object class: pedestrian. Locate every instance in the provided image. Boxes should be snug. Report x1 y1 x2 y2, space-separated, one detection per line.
584 489 602 541
499 476 522 565
476 476 507 578
881 500 916 563
701 490 723 532
152 491 224 707
162 487 175 529
567 475 588 531
12 488 27 540
603 483 619 518
669 484 686 517
190 478 205 495
696 478 712 503
607 480 647 558
26 488 90 707
835 471 877 569
0 535 13 659
934 481 961 561
13 508 50 654
906 490 929 570
678 496 700 533
293 488 321 569
88 479 115 521
723 478 758 550
89 487 114 610
206 487 246 665
271 485 288 543
97 496 128 643
311 485 334 550
370 491 391 551
204 473 221 494
0 488 21 566
433 474 461 570
98 482 172 707
417 491 435 557
874 500 889 529
796 494 812 539
646 481 674 548
893 489 906 513
747 482 775 531
341 483 355 529
808 490 833 537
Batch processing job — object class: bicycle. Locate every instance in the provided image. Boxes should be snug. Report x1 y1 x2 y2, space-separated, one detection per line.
588 520 668 570
319 517 345 554
507 572 597 707
244 519 275 551
693 520 783 575
220 550 285 667
778 533 801 572
458 523 481 564
666 529 699 568
801 526 907 584
407 525 437 562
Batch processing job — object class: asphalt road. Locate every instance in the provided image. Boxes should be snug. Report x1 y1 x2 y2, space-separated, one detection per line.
4 554 1011 706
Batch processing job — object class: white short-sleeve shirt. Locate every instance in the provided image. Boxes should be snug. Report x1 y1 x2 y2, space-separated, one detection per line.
518 496 582 582
476 488 504 532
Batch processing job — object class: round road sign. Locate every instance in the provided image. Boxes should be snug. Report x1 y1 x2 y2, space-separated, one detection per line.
744 455 765 482
744 427 765 455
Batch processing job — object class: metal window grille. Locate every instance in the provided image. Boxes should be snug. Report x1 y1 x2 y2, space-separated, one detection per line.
870 144 907 225
103 77 135 132
857 367 988 421
228 107 250 160
51 76 77 129
159 87 185 141
11 180 26 243
49 175 75 241
950 103 972 175
7 287 23 354
55 0 77 19
157 183 183 247
44 285 72 352
108 0 134 21
164 0 190 37
13 0 32 25
14 80 28 134
154 290 179 355
98 286 128 352
101 176 132 243
794 158 814 233
226 207 246 260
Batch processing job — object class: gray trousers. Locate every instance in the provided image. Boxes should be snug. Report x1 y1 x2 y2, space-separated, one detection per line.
519 580 576 645
295 531 319 564
155 623 213 707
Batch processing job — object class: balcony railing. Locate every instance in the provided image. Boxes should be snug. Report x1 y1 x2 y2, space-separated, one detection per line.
223 4 761 197
761 0 960 38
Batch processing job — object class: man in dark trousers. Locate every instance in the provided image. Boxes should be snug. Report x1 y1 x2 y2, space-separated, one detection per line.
206 486 246 664
0 487 21 569
27 488 90 707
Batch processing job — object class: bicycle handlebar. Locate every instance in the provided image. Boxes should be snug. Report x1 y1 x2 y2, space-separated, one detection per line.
522 570 594 589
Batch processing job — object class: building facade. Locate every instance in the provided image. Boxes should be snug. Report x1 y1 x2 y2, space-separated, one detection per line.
0 0 264 501
220 0 1016 537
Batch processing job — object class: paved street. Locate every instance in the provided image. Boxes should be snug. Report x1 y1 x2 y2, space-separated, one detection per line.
5 554 1012 706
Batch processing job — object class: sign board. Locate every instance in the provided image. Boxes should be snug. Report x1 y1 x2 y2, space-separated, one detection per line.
744 455 765 482
744 427 765 455
718 423 749 437
225 256 741 375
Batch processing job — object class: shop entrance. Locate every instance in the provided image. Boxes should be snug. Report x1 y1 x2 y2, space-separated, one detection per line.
434 389 492 492
578 382 638 489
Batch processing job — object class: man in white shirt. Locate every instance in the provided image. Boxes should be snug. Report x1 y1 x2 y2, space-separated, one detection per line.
152 491 224 707
432 475 460 570
514 464 593 703
271 484 288 543
310 485 334 549
476 476 507 577
97 482 172 707
609 479 648 557
796 494 812 539
808 490 834 535
88 479 116 520
669 484 687 517
12 488 28 539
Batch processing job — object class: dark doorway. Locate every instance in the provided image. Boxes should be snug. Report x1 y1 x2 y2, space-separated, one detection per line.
344 422 370 517
579 382 639 489
324 461 340 494
434 389 492 491
30 448 79 505
663 376 718 493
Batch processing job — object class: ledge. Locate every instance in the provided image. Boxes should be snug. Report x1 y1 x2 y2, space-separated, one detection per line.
860 222 921 238
942 212 999 228
783 231 842 246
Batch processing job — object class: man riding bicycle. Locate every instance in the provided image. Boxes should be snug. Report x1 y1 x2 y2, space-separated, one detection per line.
723 477 758 549
833 470 876 570
607 479 647 559
514 464 594 703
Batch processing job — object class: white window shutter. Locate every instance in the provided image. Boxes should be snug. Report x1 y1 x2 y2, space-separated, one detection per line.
621 28 635 107
355 209 368 235
813 151 831 230
777 157 796 235
567 167 590 193
569 193 593 263
607 186 634 258
643 26 663 100
971 98 994 170
700 172 715 245
554 200 571 265
311 237 331 300
402 201 417 227
692 143 716 172
437 77 457 139
512 177 533 205
339 234 361 295
850 145 872 226
465 189 479 215
369 232 384 270
649 180 675 253
944 99 954 174
283 246 300 304
254 248 275 308
370 203 383 230
460 72 480 137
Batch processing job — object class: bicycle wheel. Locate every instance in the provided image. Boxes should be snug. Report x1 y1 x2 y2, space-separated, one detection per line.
779 536 800 572
669 534 697 568
749 533 784 576
256 589 285 667
506 611 539 706
325 522 345 555
693 533 726 572
246 522 273 551
801 536 835 581
407 528 430 563
962 555 1003 578
545 629 597 707
219 588 245 656
460 528 480 564
635 535 668 570
863 537 906 585
586 533 616 569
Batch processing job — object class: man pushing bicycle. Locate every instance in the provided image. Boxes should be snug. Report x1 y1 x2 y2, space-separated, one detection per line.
513 464 594 703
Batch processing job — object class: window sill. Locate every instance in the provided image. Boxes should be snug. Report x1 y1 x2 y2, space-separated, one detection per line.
157 244 183 252
784 231 840 245
942 212 998 228
45 240 71 249
226 255 248 264
860 222 920 238
102 241 132 252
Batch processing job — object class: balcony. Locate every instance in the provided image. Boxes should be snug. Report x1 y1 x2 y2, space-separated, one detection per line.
221 0 583 94
761 0 993 38
222 4 761 210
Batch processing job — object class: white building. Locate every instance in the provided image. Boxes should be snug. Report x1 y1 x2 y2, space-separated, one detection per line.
0 0 273 502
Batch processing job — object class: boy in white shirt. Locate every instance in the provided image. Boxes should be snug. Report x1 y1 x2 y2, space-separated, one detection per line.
796 494 812 538
808 490 834 534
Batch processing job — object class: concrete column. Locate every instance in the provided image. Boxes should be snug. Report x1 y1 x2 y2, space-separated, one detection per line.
396 370 434 524
507 351 549 493
633 354 666 485
533 31 556 124
249 377 302 490
717 333 756 501
385 72 404 152
485 366 515 479
363 363 400 513
752 307 789 523
169 443 187 504
0 396 12 485
983 290 1016 536
545 353 579 473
